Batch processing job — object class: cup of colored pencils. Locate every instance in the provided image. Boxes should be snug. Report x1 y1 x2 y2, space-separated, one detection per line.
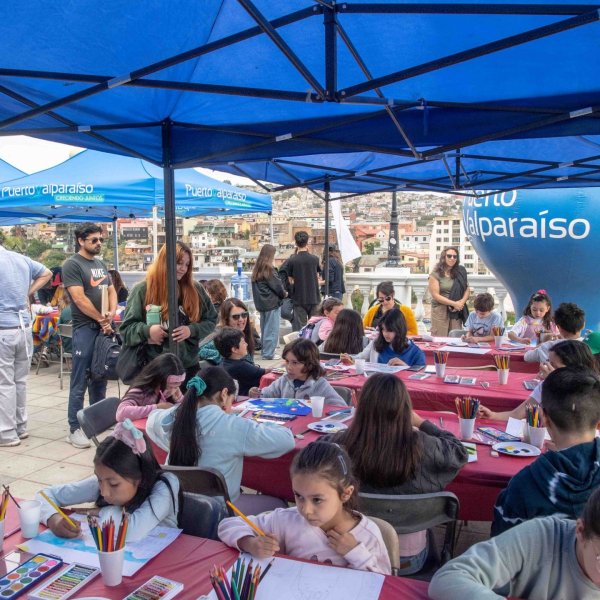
88 513 128 586
455 396 479 440
433 351 449 378
526 403 546 449
0 488 8 552
494 354 510 384
492 326 506 349
209 556 273 600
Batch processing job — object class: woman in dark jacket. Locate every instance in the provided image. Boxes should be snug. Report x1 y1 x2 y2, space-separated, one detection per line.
322 245 345 300
251 244 287 360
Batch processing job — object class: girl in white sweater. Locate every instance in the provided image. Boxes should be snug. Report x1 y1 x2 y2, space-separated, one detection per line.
218 441 391 575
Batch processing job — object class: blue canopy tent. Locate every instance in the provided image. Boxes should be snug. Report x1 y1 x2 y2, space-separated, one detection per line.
2 1 600 346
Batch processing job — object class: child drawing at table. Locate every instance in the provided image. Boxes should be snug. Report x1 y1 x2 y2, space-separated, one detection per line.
463 292 504 343
249 338 345 405
147 367 294 514
36 420 180 542
218 441 392 575
341 308 425 367
508 289 559 345
116 353 185 422
331 373 467 574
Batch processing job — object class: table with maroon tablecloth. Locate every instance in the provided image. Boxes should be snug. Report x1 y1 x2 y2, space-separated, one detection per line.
138 407 536 523
260 367 533 413
1 531 430 599
416 341 538 374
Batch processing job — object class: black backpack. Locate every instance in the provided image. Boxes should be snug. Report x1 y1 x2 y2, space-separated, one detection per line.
90 332 122 381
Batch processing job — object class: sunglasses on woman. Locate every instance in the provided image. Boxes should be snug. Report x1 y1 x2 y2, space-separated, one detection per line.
231 312 249 320
446 254 458 259
378 295 393 302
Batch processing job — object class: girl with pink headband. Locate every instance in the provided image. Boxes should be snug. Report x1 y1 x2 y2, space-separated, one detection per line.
116 353 186 422
36 419 180 542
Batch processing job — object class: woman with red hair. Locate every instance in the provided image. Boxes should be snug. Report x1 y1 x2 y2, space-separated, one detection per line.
120 242 217 385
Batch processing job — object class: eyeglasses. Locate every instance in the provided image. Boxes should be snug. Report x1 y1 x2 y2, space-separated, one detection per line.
230 312 249 320
378 295 393 303
87 237 104 244
446 254 458 259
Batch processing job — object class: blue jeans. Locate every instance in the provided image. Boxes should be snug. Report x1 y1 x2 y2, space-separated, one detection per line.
67 323 107 432
260 308 281 359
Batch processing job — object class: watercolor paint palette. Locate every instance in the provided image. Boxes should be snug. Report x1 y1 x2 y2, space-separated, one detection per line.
307 421 348 434
492 442 541 457
0 553 63 598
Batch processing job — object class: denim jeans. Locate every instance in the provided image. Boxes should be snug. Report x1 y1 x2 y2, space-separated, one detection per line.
260 307 281 359
67 323 107 432
0 327 32 443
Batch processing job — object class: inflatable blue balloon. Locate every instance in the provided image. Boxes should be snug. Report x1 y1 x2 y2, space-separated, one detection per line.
463 188 599 331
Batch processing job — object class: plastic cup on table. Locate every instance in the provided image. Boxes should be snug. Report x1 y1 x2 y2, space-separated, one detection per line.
98 548 125 586
497 369 509 385
18 500 41 539
310 396 325 418
494 336 505 349
527 425 547 449
435 363 446 378
354 359 366 375
458 418 476 440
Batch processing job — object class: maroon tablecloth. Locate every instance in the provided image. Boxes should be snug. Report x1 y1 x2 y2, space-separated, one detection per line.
138 407 537 523
1 532 430 599
417 341 538 374
260 367 533 413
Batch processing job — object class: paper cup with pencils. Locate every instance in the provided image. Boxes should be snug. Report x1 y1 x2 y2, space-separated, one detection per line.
494 354 510 384
434 351 448 378
455 396 479 440
492 326 505 349
89 512 128 586
526 403 546 449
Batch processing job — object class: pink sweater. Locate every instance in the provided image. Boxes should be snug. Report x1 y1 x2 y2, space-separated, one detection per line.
116 388 181 422
218 506 391 575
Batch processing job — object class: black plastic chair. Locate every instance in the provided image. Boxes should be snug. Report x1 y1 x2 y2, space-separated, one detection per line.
162 465 234 516
358 491 460 580
179 491 229 540
332 385 353 406
76 396 121 446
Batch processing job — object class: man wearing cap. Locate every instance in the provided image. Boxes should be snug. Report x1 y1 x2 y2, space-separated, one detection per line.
0 233 52 447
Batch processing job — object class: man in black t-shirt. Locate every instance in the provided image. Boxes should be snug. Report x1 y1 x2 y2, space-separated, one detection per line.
286 231 321 331
62 223 117 448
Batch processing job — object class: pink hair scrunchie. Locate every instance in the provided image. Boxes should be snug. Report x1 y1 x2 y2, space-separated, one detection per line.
112 419 146 455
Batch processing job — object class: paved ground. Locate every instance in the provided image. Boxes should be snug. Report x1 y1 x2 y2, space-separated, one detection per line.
0 356 491 556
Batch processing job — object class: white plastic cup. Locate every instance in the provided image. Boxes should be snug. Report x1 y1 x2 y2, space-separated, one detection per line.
494 336 505 349
354 359 366 375
497 369 509 385
310 396 325 418
435 363 446 378
459 418 476 440
98 548 125 586
0 519 4 553
528 425 547 449
18 500 41 539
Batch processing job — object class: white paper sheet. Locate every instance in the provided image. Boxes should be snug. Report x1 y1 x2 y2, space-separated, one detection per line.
506 417 551 441
18 516 181 576
438 345 491 355
364 362 410 374
200 555 385 600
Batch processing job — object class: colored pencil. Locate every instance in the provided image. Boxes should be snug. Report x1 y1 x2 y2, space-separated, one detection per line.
226 501 267 537
0 489 8 521
39 491 77 528
433 350 449 365
526 403 543 428
259 558 274 582
491 326 505 337
209 558 271 600
2 484 20 509
494 354 510 370
455 396 480 419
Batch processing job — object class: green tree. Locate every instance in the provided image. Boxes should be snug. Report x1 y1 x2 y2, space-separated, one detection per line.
42 249 68 269
26 239 51 260
363 241 380 255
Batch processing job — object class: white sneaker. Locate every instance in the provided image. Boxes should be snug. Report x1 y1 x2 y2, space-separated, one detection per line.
0 438 20 447
17 431 29 440
66 429 91 449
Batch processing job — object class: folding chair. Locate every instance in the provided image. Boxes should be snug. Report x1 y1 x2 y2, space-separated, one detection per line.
76 396 121 446
332 385 353 406
162 465 234 516
178 491 229 540
369 516 401 575
359 491 460 580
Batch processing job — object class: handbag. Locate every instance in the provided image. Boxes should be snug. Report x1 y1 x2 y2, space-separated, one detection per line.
116 341 149 385
281 298 294 322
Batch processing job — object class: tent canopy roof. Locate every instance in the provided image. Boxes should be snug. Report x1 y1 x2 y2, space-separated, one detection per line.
1 1 600 189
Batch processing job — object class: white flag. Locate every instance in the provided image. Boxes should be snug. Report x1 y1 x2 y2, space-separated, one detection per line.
330 199 362 264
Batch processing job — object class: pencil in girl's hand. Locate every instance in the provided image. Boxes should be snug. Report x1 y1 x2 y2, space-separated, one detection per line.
38 490 77 528
226 501 266 537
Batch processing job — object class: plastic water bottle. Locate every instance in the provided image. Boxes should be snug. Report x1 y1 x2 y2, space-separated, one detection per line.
231 258 250 301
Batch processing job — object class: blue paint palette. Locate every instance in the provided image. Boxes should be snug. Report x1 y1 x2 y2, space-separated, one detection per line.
307 421 348 434
0 553 63 598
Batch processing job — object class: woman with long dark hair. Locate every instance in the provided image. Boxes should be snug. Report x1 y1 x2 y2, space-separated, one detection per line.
322 245 346 300
108 269 129 303
428 246 470 336
332 373 467 574
146 367 294 514
120 242 217 385
323 308 367 355
251 244 286 360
